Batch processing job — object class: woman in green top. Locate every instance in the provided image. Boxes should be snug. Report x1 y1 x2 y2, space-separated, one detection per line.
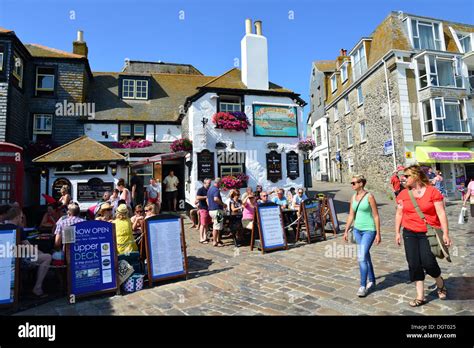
343 174 382 297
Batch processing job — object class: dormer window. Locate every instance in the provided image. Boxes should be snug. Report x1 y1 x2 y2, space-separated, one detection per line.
330 74 337 93
409 18 443 51
340 62 348 83
351 44 367 81
415 52 463 89
218 95 242 112
121 77 149 100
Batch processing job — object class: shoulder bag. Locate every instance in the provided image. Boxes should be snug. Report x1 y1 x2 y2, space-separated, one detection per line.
407 190 451 262
347 192 368 244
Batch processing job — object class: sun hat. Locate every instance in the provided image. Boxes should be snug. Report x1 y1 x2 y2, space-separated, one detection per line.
99 202 112 212
116 204 128 215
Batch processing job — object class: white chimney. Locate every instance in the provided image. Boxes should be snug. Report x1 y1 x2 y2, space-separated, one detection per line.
241 19 269 90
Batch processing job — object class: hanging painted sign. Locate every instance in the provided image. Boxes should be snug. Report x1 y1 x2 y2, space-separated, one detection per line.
253 104 298 137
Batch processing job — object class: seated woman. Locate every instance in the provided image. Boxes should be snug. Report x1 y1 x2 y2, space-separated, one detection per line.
95 202 113 222
131 204 145 236
39 205 59 233
3 205 52 298
113 204 138 255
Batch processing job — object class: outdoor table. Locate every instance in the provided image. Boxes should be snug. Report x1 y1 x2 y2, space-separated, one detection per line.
26 230 55 254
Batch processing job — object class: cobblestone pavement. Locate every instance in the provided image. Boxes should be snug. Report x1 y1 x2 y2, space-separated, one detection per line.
16 182 474 316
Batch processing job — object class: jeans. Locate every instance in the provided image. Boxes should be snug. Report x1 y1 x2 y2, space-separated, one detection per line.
353 228 376 287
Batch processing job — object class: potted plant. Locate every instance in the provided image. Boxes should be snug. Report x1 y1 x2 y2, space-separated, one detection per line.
212 111 250 131
297 138 316 152
113 139 153 149
220 173 249 191
170 138 193 152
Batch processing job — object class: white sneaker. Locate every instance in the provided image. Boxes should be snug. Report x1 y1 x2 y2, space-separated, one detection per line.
366 282 375 292
357 286 368 297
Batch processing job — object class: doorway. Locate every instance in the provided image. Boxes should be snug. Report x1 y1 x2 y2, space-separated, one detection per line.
162 159 185 211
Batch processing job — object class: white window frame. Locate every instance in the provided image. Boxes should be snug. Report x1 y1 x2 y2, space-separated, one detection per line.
33 114 53 135
0 52 3 71
422 97 470 134
334 104 339 122
335 134 340 151
359 120 367 143
340 62 348 83
220 164 244 177
357 85 364 106
315 126 322 147
344 96 350 115
416 53 463 89
409 17 444 51
133 124 145 137
346 126 353 148
35 66 55 94
120 124 132 137
12 52 23 87
330 74 337 93
351 44 367 81
122 79 148 100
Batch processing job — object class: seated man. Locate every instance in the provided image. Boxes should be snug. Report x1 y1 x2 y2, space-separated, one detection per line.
2 205 52 298
271 188 288 209
54 203 85 249
292 188 308 211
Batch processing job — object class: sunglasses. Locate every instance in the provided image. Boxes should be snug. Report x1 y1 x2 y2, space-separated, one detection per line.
261 194 268 197
145 209 152 212
350 181 361 185
136 210 143 213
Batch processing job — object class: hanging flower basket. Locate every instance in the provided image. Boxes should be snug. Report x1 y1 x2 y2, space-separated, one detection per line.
112 139 153 149
297 138 316 152
170 138 193 152
220 173 249 191
212 111 250 131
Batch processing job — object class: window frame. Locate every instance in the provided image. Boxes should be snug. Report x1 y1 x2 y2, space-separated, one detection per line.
351 44 367 81
340 61 348 84
35 66 56 96
409 18 444 51
346 126 353 148
416 53 463 90
33 114 53 135
359 120 367 143
344 96 350 115
422 97 470 134
330 74 337 93
121 78 149 100
334 104 339 122
357 85 364 106
335 134 341 151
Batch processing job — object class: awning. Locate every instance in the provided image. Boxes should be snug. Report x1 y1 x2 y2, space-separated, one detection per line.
131 151 188 167
415 146 474 163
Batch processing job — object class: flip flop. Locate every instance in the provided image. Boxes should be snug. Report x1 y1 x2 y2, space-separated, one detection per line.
32 292 48 299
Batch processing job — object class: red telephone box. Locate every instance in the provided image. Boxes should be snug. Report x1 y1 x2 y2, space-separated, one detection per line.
0 142 24 206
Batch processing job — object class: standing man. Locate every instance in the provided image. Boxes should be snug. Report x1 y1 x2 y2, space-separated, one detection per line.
54 202 85 249
390 170 401 198
196 179 212 243
145 178 161 214
207 178 227 247
163 170 179 212
130 171 144 208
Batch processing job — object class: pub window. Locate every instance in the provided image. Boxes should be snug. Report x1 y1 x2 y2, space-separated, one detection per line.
120 124 132 138
36 67 55 96
55 164 107 174
33 114 53 135
12 52 23 87
219 95 241 112
134 124 145 137
220 164 244 177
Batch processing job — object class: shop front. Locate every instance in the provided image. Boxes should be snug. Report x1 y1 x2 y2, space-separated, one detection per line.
415 145 474 199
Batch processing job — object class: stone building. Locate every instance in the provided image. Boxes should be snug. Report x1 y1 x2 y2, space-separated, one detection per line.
309 12 474 198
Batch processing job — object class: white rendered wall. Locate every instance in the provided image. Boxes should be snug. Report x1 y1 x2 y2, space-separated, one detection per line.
241 33 269 90
155 125 181 142
84 123 119 142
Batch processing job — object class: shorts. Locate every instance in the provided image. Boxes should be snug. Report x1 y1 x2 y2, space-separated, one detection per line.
199 209 211 226
167 191 178 200
241 218 253 230
148 197 160 204
209 210 224 230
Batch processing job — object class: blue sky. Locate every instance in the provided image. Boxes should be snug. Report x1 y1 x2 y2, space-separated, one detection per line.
1 0 473 124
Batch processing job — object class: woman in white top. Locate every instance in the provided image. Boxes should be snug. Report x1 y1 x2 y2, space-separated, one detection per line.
117 178 131 207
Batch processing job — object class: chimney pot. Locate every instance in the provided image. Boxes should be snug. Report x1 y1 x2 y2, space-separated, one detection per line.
77 30 84 42
254 20 262 36
245 19 252 35
73 30 88 57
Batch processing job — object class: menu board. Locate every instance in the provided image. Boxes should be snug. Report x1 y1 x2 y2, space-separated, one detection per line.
67 220 118 298
286 151 299 179
0 226 18 307
266 151 282 183
257 204 287 250
327 197 340 233
77 178 114 202
145 215 188 282
197 150 215 181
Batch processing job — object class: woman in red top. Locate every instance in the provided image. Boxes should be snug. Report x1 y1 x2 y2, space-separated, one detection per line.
395 165 452 307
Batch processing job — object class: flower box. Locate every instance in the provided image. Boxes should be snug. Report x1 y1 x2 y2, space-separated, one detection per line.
170 138 192 152
220 173 249 191
212 112 250 131
112 139 153 149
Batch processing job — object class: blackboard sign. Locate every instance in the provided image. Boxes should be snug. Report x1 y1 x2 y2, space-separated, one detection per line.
77 178 114 202
0 225 19 308
266 151 282 183
145 214 188 284
250 203 287 254
197 150 215 181
52 177 72 201
286 151 299 179
67 220 118 300
297 199 324 243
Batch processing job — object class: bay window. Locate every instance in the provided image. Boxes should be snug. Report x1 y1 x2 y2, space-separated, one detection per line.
416 53 463 89
457 32 472 53
422 98 469 134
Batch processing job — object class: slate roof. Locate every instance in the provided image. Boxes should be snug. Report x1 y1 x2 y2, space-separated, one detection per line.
33 136 125 163
24 43 85 59
313 60 336 73
0 26 13 33
89 72 215 122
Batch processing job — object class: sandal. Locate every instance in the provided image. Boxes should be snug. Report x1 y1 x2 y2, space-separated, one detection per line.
437 277 447 300
199 240 208 244
409 298 427 307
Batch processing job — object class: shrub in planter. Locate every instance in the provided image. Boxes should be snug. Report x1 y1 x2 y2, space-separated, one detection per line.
170 138 192 152
220 173 249 191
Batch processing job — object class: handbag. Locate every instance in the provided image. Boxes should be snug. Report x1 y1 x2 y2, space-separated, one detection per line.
347 192 368 244
407 190 451 262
